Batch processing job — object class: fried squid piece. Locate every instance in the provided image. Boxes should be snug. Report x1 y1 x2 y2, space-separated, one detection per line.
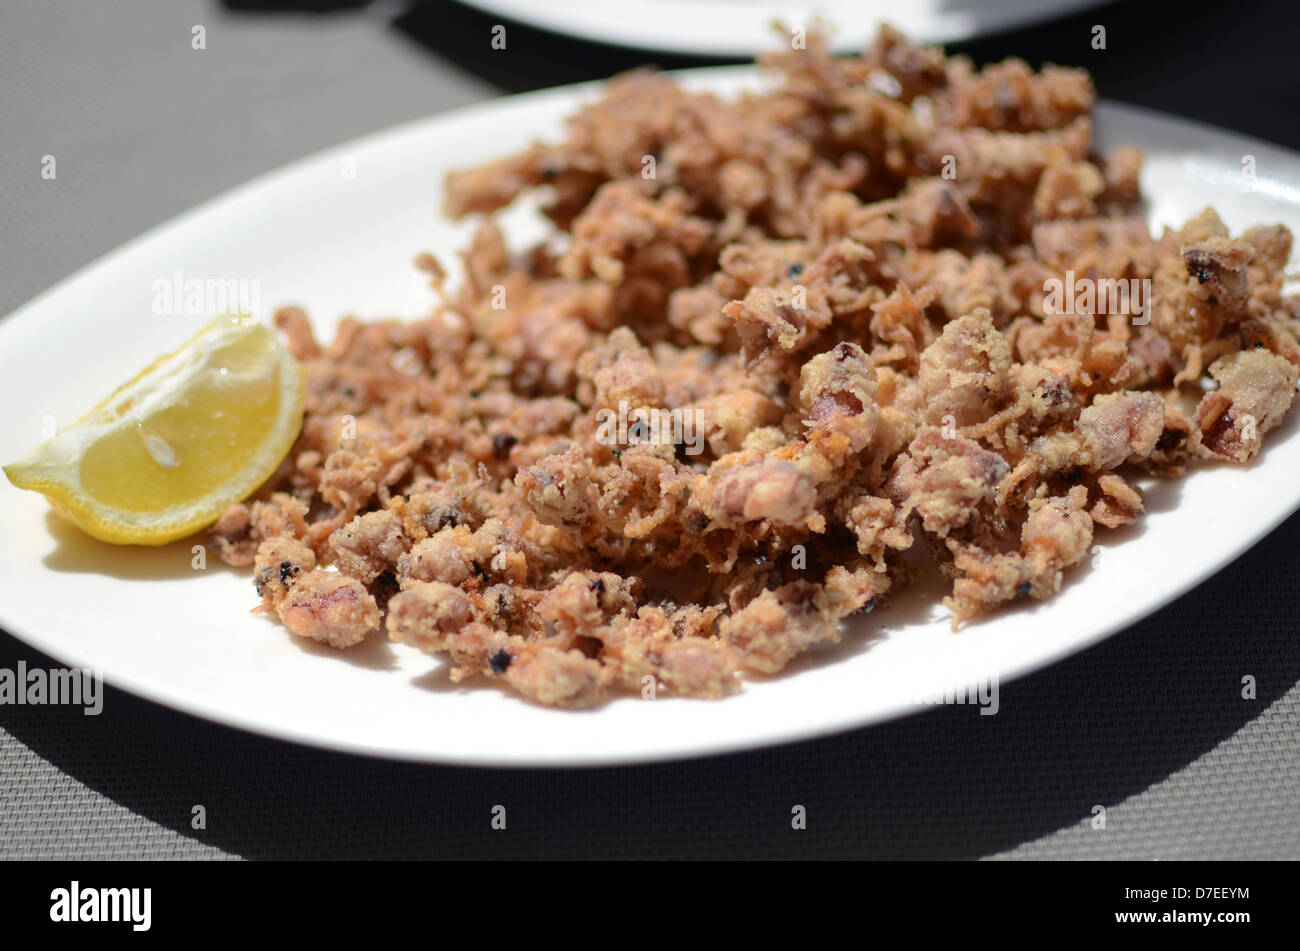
599 607 738 699
278 572 381 649
1076 391 1166 470
1192 349 1298 463
1090 473 1144 529
798 342 880 451
701 457 820 529
252 536 380 648
330 508 410 585
503 647 606 708
386 580 479 652
918 309 1013 428
947 486 1093 623
890 428 1010 536
720 566 879 674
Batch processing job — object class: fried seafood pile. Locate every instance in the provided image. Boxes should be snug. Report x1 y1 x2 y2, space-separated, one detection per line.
211 29 1300 707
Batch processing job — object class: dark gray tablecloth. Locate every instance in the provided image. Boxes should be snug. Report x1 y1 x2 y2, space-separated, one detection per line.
2 0 1297 859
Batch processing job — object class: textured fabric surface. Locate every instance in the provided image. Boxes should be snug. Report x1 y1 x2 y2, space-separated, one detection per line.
1 0 1298 860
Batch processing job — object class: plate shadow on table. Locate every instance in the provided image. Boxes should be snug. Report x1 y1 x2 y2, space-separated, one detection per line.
2 496 1296 859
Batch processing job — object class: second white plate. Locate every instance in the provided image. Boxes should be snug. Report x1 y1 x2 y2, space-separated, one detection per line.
455 0 1111 56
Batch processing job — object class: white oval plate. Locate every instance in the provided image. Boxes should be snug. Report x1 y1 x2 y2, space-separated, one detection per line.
457 0 1110 56
2 69 1298 766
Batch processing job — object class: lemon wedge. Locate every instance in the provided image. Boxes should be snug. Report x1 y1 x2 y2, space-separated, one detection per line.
4 313 306 545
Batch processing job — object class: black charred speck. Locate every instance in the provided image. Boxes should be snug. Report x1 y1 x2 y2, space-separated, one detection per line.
1016 581 1032 598
1156 428 1184 452
590 578 606 593
851 597 877 617
372 571 400 608
489 650 514 674
787 262 804 278
1039 382 1069 406
278 561 299 584
493 433 518 458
